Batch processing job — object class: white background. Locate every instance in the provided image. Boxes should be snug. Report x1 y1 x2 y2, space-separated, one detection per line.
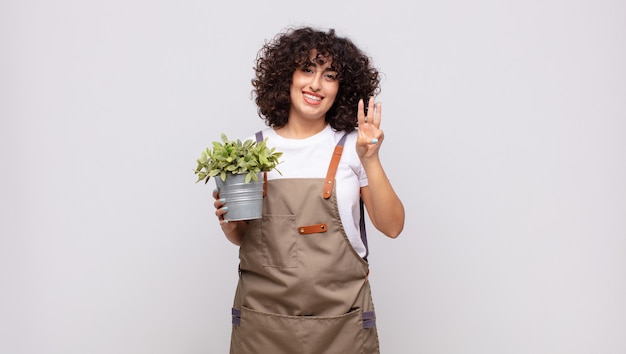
1 0 625 353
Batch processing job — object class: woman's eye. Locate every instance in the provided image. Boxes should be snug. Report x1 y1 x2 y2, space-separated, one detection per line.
325 73 337 80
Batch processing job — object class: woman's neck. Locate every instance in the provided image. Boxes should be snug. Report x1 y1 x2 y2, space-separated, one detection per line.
274 120 327 139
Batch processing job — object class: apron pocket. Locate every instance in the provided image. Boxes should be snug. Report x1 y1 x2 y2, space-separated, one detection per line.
236 306 365 354
260 214 298 268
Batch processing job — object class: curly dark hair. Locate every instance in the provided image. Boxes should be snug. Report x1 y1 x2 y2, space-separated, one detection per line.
252 26 381 132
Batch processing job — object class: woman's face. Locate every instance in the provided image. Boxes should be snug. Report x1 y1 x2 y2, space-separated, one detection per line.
289 50 339 123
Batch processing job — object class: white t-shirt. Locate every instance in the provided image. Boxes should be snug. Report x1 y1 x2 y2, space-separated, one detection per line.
251 124 369 257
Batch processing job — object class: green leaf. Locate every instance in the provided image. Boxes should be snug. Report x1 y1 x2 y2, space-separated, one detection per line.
194 132 283 184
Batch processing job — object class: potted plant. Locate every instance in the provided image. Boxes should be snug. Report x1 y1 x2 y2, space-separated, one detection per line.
194 133 282 220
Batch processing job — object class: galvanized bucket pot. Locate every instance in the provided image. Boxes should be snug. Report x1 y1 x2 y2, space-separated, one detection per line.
215 173 264 221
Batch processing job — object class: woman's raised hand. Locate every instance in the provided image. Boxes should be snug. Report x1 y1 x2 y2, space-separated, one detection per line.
356 97 384 159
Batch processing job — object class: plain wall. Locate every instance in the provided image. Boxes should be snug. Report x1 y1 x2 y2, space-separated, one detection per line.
1 0 625 353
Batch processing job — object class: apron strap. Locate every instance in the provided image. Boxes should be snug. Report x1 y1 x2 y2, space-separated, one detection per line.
255 131 267 196
323 133 348 199
231 307 241 326
362 311 376 329
360 198 369 261
324 133 370 260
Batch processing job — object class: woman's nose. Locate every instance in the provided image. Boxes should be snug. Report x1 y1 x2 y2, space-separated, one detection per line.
308 74 322 91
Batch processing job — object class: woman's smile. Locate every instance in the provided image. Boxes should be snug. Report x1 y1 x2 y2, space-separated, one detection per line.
302 91 323 105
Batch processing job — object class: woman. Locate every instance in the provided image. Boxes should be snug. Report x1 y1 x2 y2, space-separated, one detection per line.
213 26 405 354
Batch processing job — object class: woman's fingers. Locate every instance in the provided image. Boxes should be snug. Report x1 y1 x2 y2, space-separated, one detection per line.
366 97 375 123
212 187 230 223
358 97 382 127
357 98 365 125
373 100 382 128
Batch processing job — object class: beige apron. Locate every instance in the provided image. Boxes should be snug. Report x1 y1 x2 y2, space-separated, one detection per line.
229 132 380 354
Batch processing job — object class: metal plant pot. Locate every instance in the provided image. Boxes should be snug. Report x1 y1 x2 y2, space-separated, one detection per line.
215 173 264 221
